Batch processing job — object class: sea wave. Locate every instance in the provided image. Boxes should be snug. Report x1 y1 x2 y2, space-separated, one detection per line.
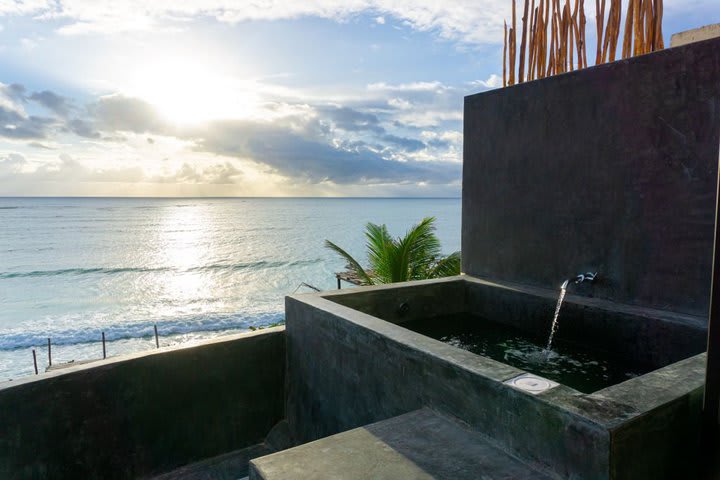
0 259 322 279
0 311 285 350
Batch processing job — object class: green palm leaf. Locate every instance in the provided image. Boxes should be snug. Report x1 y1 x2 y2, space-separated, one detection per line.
326 216 460 285
324 239 374 285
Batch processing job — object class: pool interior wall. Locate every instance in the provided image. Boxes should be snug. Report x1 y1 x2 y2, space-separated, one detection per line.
285 276 706 479
327 276 706 372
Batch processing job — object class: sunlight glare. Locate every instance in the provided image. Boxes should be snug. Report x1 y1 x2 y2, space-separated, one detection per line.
128 55 260 125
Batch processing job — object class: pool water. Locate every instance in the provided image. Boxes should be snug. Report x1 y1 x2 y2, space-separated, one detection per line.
402 314 652 393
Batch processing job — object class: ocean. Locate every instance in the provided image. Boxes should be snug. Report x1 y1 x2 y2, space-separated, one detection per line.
0 197 461 381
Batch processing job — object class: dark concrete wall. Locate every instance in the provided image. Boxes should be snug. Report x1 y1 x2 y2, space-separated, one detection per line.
463 278 706 368
285 295 610 479
324 276 467 325
463 37 720 317
0 328 285 480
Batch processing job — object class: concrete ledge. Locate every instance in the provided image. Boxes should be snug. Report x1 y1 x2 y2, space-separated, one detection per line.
0 327 286 480
250 409 553 480
671 24 720 47
151 443 272 480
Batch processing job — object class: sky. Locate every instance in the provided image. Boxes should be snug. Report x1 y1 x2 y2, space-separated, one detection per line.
0 1 716 197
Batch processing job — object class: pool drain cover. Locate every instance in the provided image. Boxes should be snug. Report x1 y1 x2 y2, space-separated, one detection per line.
504 373 559 395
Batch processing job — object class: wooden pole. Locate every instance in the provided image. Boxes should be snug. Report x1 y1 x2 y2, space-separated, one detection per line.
579 0 587 67
622 0 635 59
595 0 606 64
32 349 38 375
519 0 530 83
633 0 643 57
47 337 52 366
609 0 621 62
644 0 653 54
102 332 106 359
509 0 517 85
654 0 664 50
503 21 508 87
154 324 160 349
529 4 539 80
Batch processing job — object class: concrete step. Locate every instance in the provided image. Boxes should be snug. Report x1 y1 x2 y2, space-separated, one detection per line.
151 443 271 480
249 409 554 479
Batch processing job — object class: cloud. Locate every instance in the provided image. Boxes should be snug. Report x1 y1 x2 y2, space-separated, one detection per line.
4 0 510 43
380 133 425 152
471 74 502 89
193 119 458 184
65 118 100 138
29 90 72 117
319 106 384 134
0 81 463 189
89 94 164 133
150 162 243 184
1 83 27 104
0 152 245 186
0 106 54 139
0 152 28 172
0 83 84 139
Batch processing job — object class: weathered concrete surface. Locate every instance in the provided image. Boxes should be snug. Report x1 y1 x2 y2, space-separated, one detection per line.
0 328 286 480
463 37 720 318
152 443 271 480
250 408 554 480
327 276 468 325
462 276 706 368
290 278 707 479
286 291 610 479
671 24 720 47
600 354 705 480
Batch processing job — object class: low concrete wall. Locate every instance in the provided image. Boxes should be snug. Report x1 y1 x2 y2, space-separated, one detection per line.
286 292 610 478
287 280 706 479
0 327 286 480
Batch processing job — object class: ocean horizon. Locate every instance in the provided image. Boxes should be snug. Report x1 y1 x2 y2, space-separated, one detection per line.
0 196 461 380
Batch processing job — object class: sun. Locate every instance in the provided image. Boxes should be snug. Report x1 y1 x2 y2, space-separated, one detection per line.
125 55 260 125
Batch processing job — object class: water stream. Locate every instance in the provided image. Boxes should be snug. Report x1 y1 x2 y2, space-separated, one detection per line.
545 279 569 354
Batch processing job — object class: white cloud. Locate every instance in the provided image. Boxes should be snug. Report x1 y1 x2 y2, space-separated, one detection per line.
472 74 502 89
1 0 510 43
375 16 385 24
368 81 449 93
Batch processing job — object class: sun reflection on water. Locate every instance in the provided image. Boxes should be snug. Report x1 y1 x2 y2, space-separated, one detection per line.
154 205 218 318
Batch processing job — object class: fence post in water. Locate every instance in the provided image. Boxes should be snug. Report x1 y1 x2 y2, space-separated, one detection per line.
337 277 341 289
32 349 38 375
47 337 52 366
154 324 159 349
102 332 106 359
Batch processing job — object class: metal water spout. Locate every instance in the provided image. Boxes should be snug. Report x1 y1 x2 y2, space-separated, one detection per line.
562 272 598 289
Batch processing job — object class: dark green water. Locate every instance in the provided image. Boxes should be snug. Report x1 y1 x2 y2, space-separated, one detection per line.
402 314 650 393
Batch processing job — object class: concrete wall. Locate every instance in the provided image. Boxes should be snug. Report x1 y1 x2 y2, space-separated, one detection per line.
463 37 720 318
326 276 707 369
671 24 720 47
0 328 286 480
285 293 610 478
286 286 706 479
462 277 706 368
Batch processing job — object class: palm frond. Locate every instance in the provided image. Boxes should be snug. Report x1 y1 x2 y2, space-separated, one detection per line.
426 251 462 278
324 239 374 285
400 217 442 280
326 216 459 286
365 222 393 283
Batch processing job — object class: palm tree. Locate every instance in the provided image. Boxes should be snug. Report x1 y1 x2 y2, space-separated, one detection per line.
325 217 461 285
